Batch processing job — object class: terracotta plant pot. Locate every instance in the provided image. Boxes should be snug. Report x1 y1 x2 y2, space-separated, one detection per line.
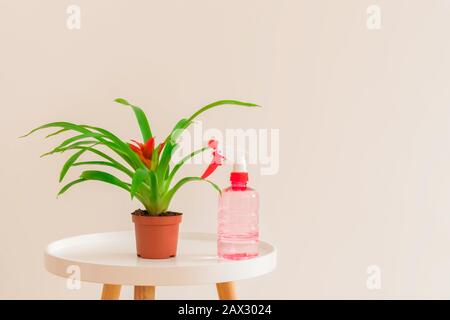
132 211 183 259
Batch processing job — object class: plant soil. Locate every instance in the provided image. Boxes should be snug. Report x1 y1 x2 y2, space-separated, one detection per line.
131 209 182 217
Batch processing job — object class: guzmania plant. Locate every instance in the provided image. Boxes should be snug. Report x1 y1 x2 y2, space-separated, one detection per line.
22 99 258 215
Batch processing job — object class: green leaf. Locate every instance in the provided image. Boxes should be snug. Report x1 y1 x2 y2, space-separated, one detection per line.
58 133 103 150
76 148 133 177
131 168 149 199
115 98 152 141
22 121 142 170
75 145 119 163
156 143 177 181
187 100 259 122
148 170 159 204
43 140 130 168
162 177 221 209
156 118 192 181
41 140 98 157
167 146 209 186
73 161 122 167
82 125 143 169
79 170 131 192
59 149 85 182
72 161 133 178
114 98 130 105
58 178 86 196
45 128 69 138
157 100 258 183
168 118 191 144
20 122 92 138
41 143 134 178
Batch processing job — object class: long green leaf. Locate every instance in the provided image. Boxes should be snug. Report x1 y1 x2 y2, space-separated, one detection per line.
162 176 220 209
148 170 159 203
82 125 143 169
168 100 259 144
131 168 149 199
168 118 190 144
20 122 91 138
59 149 85 182
22 121 141 170
45 128 69 138
58 178 86 196
156 143 177 181
157 100 258 182
187 100 259 122
115 98 152 141
164 100 258 147
77 148 133 177
79 170 131 192
41 140 98 157
41 143 134 176
72 161 133 178
57 133 103 150
151 144 160 171
156 118 190 181
167 146 209 186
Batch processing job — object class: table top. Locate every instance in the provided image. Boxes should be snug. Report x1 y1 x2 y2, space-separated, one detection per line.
44 231 277 286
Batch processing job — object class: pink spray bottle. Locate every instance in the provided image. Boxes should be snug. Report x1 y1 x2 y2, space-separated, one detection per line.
218 157 259 260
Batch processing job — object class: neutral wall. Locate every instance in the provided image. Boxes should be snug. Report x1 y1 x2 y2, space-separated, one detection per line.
2 0 450 299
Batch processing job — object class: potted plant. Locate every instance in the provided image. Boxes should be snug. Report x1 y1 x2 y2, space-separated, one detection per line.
22 99 258 259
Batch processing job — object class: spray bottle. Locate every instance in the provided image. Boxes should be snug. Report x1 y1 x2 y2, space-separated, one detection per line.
218 157 259 259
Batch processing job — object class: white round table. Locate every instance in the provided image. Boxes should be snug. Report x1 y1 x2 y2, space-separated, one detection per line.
44 231 276 300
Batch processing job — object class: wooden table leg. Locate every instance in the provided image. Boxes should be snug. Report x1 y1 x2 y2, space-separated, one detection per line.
101 284 121 300
216 282 237 300
134 285 156 300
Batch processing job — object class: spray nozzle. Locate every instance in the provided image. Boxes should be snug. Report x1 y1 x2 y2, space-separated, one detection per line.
233 156 247 173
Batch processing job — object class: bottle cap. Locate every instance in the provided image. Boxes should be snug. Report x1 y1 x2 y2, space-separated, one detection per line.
231 157 248 184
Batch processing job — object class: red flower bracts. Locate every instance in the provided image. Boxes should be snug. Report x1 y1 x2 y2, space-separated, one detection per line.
129 137 164 169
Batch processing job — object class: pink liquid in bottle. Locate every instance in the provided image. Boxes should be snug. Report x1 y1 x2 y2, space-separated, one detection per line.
218 157 259 260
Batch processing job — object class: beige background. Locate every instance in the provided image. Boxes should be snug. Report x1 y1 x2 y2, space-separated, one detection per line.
2 0 450 299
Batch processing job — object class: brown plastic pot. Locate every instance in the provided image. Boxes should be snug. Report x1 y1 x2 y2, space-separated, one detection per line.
132 212 182 259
